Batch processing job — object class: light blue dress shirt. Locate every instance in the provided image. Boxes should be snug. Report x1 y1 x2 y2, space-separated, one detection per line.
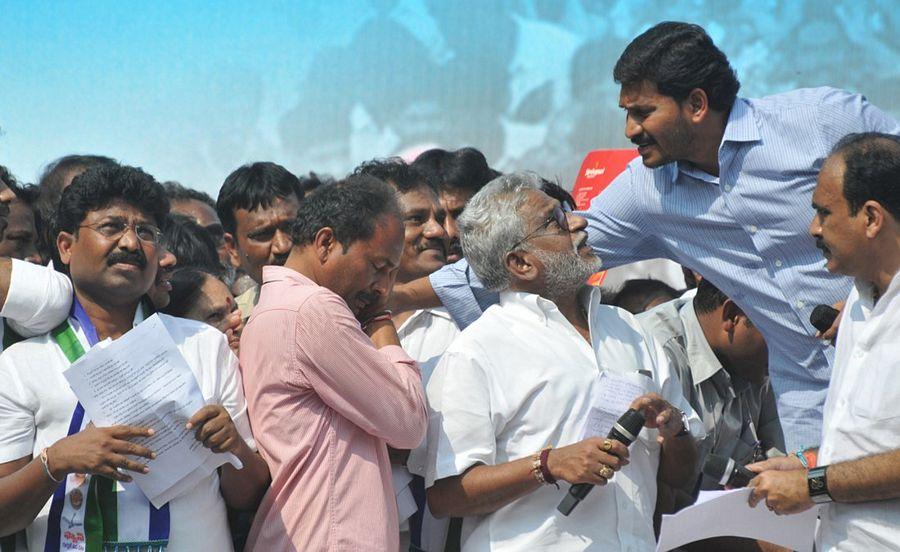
430 87 900 450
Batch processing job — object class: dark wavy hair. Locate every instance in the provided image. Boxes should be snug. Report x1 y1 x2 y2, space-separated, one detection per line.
291 174 401 252
614 21 740 112
215 162 302 234
352 157 434 194
162 213 225 275
412 147 495 195
53 164 169 237
831 132 900 220
164 181 216 208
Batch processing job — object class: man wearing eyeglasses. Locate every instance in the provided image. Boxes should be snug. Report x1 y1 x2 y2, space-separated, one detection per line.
0 164 269 551
425 172 700 551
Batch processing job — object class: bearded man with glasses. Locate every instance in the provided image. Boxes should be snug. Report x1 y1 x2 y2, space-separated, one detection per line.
424 172 701 551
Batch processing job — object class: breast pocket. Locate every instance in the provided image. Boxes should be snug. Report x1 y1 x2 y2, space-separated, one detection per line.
850 348 900 421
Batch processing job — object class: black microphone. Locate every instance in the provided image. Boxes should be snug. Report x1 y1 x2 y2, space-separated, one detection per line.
702 453 756 488
557 408 644 516
810 304 839 334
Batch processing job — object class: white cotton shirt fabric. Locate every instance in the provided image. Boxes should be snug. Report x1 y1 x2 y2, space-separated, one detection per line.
0 312 254 552
817 271 900 551
394 307 460 551
0 259 73 348
427 288 701 551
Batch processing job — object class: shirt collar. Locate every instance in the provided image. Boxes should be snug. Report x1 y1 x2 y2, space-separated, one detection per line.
679 300 724 384
396 307 454 334
498 290 560 325
261 264 312 286
854 269 900 314
675 98 760 182
720 98 761 144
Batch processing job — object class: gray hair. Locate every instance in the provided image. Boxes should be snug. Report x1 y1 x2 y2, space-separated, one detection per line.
458 172 543 291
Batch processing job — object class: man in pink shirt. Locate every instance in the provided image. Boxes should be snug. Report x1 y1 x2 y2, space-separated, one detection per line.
240 175 427 551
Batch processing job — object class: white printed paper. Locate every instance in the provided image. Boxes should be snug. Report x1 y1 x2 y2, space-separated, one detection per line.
64 314 241 508
656 488 817 552
581 371 649 439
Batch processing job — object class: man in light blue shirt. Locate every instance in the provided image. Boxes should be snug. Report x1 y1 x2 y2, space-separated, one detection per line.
411 22 900 451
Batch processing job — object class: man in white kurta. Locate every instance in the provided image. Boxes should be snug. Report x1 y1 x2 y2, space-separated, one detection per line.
425 173 701 551
748 133 900 550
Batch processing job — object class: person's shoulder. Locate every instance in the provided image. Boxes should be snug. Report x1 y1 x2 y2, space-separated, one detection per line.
0 330 58 376
157 313 226 351
750 87 857 112
636 297 686 341
444 303 508 354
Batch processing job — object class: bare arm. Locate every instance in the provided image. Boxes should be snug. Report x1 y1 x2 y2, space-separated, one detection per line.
0 457 57 536
389 276 442 313
828 448 900 503
427 437 630 518
0 425 155 536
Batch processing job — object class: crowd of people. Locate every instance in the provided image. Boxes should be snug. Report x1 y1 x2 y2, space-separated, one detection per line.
0 20 898 552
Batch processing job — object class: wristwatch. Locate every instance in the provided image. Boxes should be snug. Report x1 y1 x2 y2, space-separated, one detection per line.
807 466 833 504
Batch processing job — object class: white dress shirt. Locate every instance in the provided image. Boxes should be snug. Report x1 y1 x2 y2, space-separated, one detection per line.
0 312 254 551
395 308 460 551
817 270 900 551
0 259 73 348
427 288 700 551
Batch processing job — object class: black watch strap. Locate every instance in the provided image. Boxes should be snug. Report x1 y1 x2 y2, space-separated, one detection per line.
808 465 832 504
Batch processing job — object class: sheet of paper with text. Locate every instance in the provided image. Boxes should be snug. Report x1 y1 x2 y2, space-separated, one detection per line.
64 314 241 508
581 371 649 439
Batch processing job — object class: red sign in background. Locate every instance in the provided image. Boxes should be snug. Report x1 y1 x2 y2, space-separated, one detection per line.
570 149 639 287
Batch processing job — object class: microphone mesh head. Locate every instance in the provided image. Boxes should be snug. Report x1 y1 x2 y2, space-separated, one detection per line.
810 304 839 333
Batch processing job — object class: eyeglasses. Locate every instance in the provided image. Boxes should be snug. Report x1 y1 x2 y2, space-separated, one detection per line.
508 205 570 252
79 220 166 246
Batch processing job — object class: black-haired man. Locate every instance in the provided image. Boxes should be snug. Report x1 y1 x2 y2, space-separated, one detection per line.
411 21 900 452
749 133 900 549
412 147 494 263
0 165 269 550
215 162 302 321
164 181 228 267
240 175 426 551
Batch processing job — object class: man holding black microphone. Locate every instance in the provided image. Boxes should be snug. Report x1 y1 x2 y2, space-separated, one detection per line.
748 133 900 549
425 173 699 551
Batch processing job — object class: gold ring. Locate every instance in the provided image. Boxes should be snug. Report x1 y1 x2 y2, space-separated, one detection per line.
600 466 614 479
602 439 612 452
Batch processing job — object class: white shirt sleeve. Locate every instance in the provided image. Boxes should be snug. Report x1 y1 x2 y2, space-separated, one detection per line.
0 348 37 463
426 347 497 487
1 259 72 338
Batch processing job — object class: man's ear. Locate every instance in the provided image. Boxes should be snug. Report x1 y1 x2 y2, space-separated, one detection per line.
56 231 75 267
224 232 241 269
314 227 337 263
720 298 743 335
862 200 886 239
685 88 710 123
505 250 538 283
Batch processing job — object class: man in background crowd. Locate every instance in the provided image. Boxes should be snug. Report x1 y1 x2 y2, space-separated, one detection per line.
639 278 782 512
215 162 302 321
165 181 229 269
0 180 41 265
749 133 900 550
412 147 495 264
240 176 426 551
354 157 457 551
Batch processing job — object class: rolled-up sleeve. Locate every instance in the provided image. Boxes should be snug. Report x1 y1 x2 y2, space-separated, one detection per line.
429 259 498 330
2 260 72 337
295 292 427 449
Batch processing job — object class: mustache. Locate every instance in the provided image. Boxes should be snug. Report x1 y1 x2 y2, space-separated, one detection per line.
107 249 147 269
356 290 377 308
631 134 655 147
815 239 830 253
417 238 447 255
448 238 463 253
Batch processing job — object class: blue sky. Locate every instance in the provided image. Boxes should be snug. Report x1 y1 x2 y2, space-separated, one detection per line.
3 1 899 195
